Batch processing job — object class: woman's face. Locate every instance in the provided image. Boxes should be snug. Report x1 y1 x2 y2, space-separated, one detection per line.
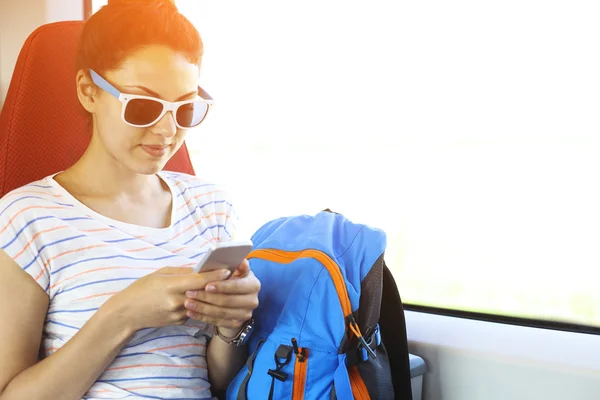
90 45 200 175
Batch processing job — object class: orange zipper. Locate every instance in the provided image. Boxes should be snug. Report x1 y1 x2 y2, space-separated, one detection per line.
248 249 353 317
349 365 370 400
292 346 309 400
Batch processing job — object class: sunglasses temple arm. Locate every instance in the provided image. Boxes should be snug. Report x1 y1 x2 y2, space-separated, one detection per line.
89 69 121 99
197 85 213 102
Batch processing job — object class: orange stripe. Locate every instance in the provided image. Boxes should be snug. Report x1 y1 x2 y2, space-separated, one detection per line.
248 249 353 317
147 343 205 352
34 267 47 282
71 291 118 302
0 205 68 234
173 239 216 255
177 191 225 211
35 244 109 281
125 246 155 253
292 348 309 400
81 228 113 233
50 266 158 289
349 365 371 399
44 244 108 266
169 212 228 240
105 364 206 371
4 190 62 198
13 225 67 259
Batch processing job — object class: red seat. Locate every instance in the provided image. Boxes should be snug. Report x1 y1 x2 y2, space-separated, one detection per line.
0 21 195 197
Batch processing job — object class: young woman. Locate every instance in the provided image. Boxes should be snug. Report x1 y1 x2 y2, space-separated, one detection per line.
0 1 260 399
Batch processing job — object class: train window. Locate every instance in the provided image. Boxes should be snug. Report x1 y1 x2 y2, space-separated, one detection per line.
89 0 600 330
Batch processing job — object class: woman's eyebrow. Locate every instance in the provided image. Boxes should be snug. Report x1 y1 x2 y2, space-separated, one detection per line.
125 85 198 101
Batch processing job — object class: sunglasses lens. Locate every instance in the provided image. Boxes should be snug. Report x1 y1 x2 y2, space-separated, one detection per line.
176 101 209 128
124 98 164 126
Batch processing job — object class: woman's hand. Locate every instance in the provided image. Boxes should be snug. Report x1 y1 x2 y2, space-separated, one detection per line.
183 260 261 334
104 266 233 333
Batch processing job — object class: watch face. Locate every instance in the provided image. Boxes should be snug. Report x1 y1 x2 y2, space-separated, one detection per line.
235 319 254 346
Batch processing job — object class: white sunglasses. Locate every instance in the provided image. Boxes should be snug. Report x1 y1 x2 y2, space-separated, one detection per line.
89 69 213 129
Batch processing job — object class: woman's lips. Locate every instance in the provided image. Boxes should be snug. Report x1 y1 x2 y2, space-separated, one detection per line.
141 144 170 157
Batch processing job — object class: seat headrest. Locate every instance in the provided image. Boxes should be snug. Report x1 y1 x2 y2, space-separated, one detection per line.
0 21 195 197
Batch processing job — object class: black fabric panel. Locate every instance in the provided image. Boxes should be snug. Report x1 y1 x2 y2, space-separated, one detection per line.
357 342 395 399
380 262 413 399
358 253 385 337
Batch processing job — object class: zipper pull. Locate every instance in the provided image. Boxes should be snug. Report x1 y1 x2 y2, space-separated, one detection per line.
291 338 306 362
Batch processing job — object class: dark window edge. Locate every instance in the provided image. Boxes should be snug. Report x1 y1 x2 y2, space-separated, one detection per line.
404 304 600 336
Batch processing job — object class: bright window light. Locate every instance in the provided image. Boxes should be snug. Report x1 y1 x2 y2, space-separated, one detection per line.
91 0 600 328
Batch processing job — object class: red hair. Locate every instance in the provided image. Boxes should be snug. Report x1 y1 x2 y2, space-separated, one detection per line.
76 0 203 75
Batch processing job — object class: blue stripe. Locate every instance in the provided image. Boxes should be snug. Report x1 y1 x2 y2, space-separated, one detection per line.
105 237 137 244
46 319 79 330
124 334 191 349
47 307 99 315
172 206 199 227
172 200 233 227
177 183 216 198
0 196 73 218
1 215 56 249
62 216 94 222
97 376 206 383
22 234 87 271
183 225 224 246
181 354 204 359
2 215 94 250
191 250 209 259
26 184 53 189
223 226 233 238
51 254 179 276
115 352 205 360
55 277 137 296
115 352 153 359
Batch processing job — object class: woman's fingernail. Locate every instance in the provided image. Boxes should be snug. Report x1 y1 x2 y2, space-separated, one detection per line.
186 291 197 298
185 300 196 310
222 270 231 278
206 285 216 293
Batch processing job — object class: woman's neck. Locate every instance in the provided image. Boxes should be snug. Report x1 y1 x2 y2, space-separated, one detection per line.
58 138 164 200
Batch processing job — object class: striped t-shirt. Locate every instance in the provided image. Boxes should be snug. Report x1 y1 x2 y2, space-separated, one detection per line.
0 171 238 400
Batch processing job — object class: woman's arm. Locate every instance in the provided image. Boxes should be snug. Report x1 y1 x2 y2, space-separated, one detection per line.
0 251 229 400
186 260 261 392
206 328 248 392
0 251 135 400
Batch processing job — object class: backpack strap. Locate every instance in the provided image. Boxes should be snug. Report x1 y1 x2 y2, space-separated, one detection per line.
380 261 413 399
236 339 266 400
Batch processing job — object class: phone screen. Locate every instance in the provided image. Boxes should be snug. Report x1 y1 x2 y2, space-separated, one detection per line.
194 241 253 274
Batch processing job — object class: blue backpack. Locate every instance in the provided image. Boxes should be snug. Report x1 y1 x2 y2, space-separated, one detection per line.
226 210 412 400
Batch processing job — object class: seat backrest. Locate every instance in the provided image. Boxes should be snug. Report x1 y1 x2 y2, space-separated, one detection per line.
0 21 195 197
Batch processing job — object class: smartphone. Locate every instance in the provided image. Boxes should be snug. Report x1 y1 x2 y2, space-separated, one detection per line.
192 240 254 274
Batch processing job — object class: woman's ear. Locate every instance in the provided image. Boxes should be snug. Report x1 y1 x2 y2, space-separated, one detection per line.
76 69 98 113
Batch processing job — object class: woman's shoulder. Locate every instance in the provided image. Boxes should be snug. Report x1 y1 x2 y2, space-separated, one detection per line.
0 175 68 220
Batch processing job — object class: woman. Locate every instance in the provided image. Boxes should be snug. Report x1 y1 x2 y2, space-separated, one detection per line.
0 1 260 399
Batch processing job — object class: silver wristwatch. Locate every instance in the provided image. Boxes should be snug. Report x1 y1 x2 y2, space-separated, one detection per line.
215 318 254 346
